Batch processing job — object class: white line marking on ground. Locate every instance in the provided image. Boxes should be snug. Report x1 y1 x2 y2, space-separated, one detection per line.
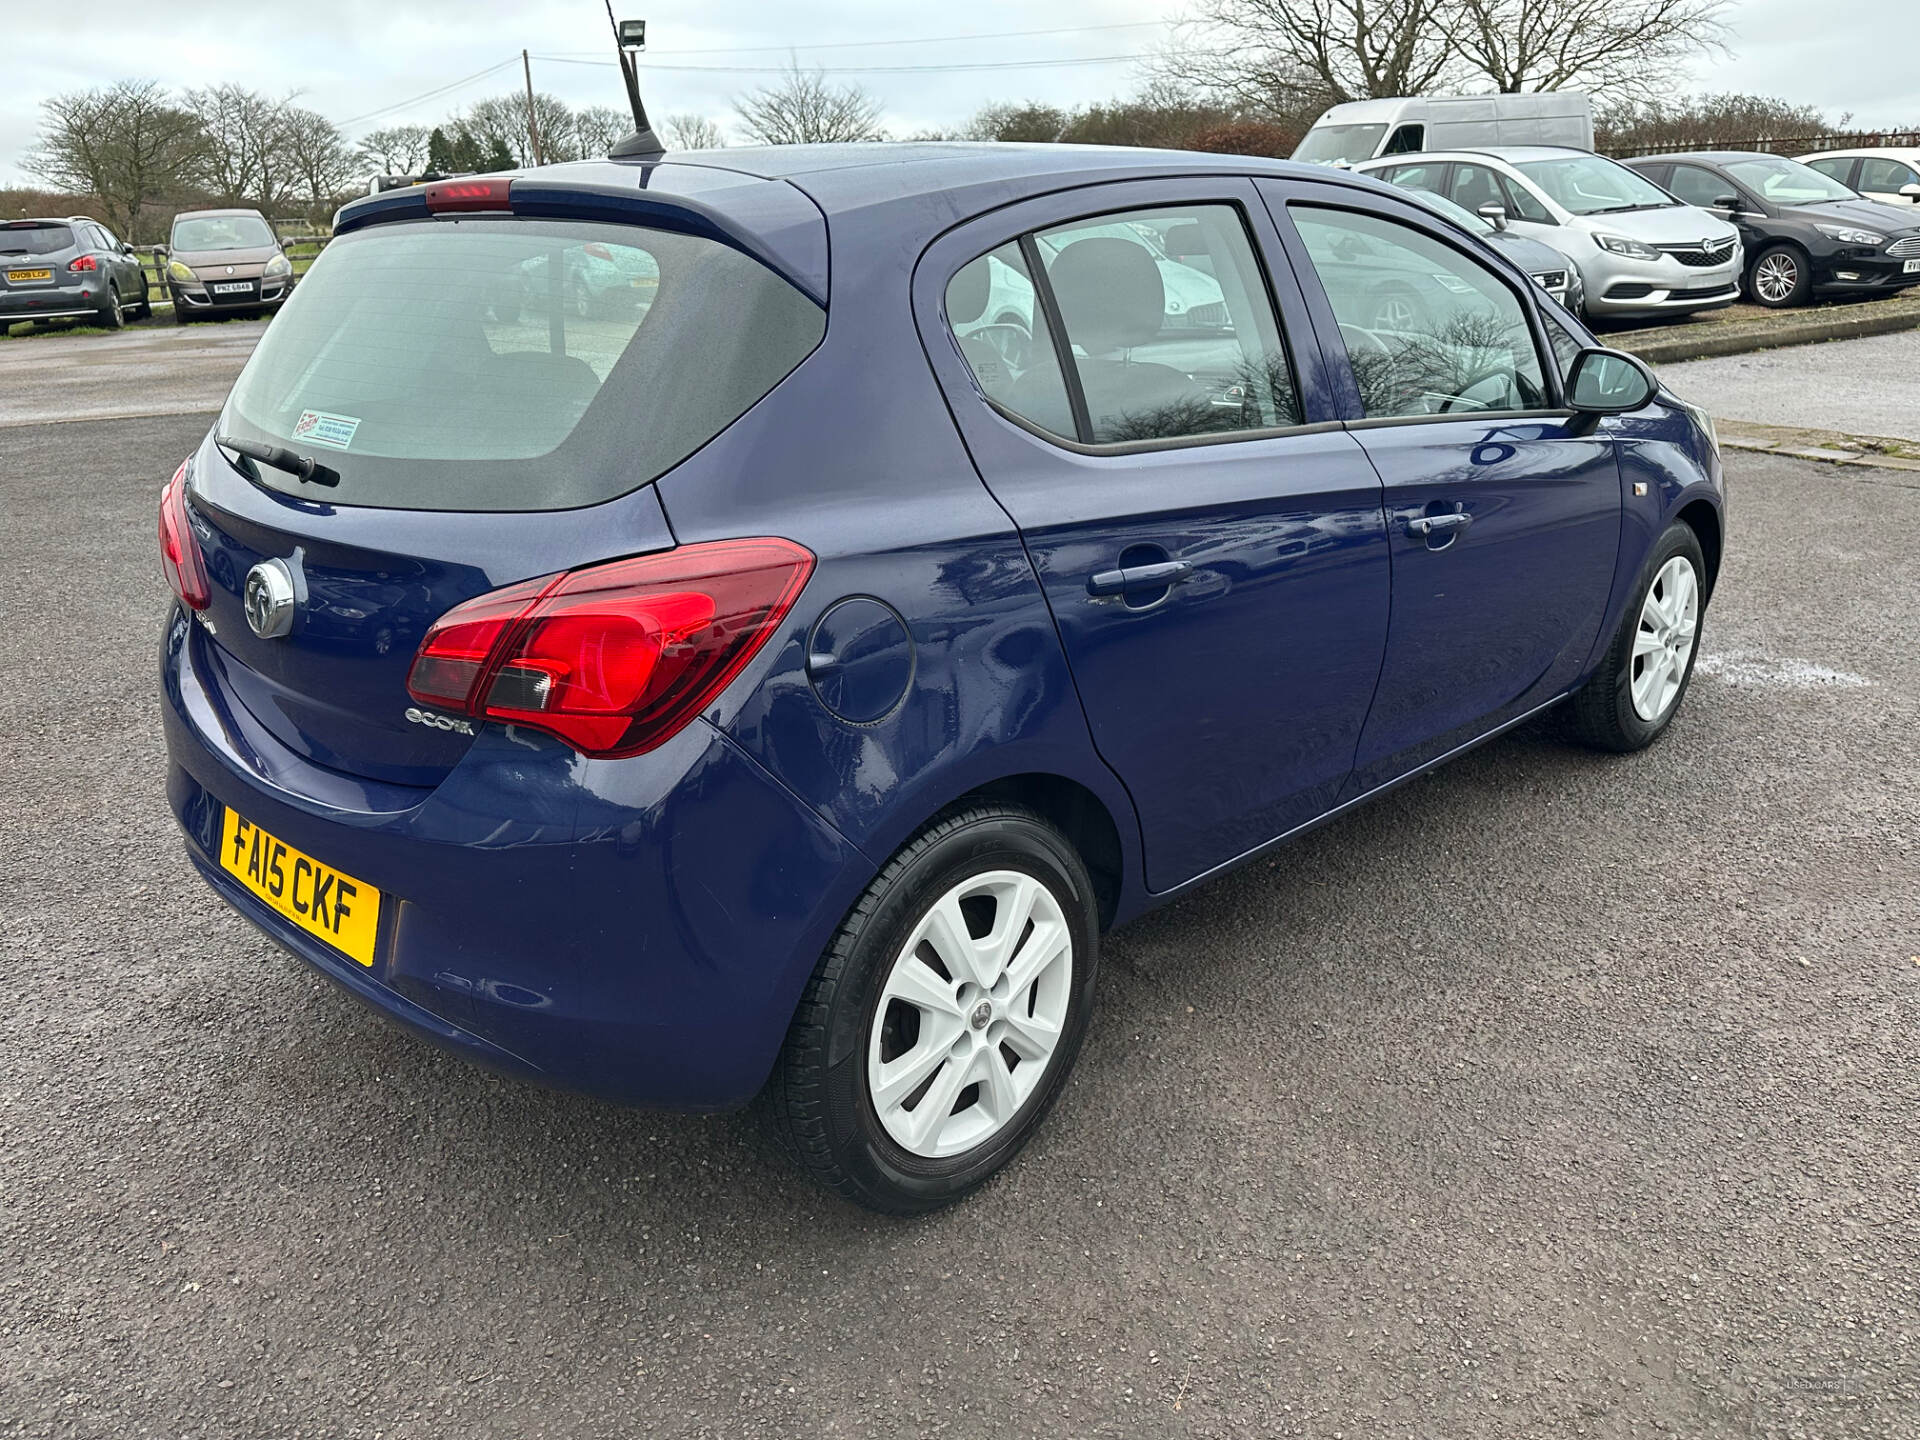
1695 652 1873 690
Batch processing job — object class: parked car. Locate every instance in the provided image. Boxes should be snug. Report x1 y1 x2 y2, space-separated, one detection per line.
1293 92 1593 167
1625 151 1920 307
158 148 1724 1214
164 209 294 322
1356 147 1742 320
0 216 151 333
1797 148 1920 207
1395 185 1586 313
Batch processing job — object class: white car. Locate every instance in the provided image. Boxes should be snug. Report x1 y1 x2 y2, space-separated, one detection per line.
1798 149 1920 208
1356 147 1743 320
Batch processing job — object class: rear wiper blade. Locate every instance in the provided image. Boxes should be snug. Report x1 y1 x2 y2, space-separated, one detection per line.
215 434 340 487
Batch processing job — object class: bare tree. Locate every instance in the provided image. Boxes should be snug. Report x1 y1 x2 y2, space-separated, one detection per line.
660 113 726 150
281 107 358 214
460 92 579 166
1453 0 1731 98
23 80 204 238
1167 0 1462 109
735 66 884 145
965 102 1070 143
356 124 432 174
1595 92 1845 154
184 84 295 210
573 105 631 155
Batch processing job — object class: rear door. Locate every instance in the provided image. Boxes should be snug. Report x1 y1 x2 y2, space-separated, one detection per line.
1258 179 1621 792
920 178 1392 892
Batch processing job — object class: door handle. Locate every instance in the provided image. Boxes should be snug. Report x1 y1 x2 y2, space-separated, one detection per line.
1086 560 1194 597
1407 512 1472 539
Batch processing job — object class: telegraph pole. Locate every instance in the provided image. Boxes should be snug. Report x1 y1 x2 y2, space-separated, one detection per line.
522 49 546 167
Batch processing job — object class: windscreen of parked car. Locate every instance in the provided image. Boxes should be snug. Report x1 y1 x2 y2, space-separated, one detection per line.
1721 156 1859 205
220 217 826 511
0 223 77 255
1514 155 1675 215
172 214 278 251
1293 124 1388 165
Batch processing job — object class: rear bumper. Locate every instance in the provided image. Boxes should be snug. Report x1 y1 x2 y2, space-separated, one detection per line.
161 605 870 1110
0 281 109 319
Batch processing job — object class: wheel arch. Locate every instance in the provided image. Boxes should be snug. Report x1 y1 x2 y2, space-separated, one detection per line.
1676 496 1722 601
931 772 1128 932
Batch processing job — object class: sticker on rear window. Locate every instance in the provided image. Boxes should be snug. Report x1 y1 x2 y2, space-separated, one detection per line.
292 409 361 450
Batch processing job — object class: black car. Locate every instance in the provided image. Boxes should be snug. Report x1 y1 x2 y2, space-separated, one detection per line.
1626 151 1920 308
0 216 152 333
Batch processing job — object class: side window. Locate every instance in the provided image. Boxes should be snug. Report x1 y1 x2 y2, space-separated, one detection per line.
1540 308 1584 380
1496 175 1554 223
1380 124 1425 156
1666 165 1731 208
1291 206 1549 420
945 243 1075 440
1805 157 1856 188
1447 163 1506 216
1030 204 1300 444
94 223 121 250
1859 157 1918 193
1378 162 1448 194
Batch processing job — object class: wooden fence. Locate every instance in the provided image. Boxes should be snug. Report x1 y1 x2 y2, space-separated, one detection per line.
1605 129 1920 159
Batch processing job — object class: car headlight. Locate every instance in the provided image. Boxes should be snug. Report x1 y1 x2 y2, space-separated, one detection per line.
1815 223 1885 245
1594 233 1662 261
263 254 292 277
167 259 195 283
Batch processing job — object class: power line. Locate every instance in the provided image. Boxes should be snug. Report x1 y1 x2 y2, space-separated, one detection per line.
339 56 522 128
533 20 1174 59
529 51 1182 76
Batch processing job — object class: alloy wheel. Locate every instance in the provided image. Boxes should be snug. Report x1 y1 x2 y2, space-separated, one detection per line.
1754 252 1798 304
1372 293 1419 330
1630 555 1700 721
867 869 1074 1159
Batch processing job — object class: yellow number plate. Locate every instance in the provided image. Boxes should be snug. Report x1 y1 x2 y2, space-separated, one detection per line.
6 269 52 283
219 810 380 967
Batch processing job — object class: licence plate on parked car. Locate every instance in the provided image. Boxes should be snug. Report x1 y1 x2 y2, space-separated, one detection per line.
1905 260 1920 274
211 281 252 294
6 269 52 283
218 809 380 966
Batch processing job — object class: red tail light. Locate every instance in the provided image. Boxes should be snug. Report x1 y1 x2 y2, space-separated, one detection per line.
68 254 98 272
406 538 814 758
424 177 513 213
158 459 210 611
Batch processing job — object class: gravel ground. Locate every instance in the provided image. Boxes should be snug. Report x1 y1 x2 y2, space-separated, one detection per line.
2 416 1918 1439
1657 326 1920 442
0 320 265 429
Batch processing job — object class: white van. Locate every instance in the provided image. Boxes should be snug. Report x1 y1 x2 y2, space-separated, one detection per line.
1293 94 1595 167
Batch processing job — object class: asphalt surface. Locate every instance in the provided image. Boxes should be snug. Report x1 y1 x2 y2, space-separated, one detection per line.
1657 326 1920 442
4 357 1920 1439
0 320 266 429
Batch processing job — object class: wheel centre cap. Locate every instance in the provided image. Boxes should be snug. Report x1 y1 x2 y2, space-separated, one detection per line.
969 1001 992 1030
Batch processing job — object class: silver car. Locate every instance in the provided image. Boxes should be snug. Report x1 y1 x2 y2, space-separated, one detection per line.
1356 147 1743 320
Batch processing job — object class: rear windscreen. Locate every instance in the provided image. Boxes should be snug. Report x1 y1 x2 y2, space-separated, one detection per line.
221 217 826 511
0 224 75 255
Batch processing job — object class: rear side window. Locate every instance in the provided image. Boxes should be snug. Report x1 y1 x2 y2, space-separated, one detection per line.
0 224 75 256
222 218 825 511
1804 157 1856 187
946 204 1301 447
1292 206 1548 419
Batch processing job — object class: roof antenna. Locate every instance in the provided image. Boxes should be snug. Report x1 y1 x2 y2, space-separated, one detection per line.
604 7 665 161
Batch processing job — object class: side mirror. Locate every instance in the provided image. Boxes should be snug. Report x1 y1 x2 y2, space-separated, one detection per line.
121 241 136 255
1714 195 1741 213
1901 183 1920 201
1476 202 1508 230
1567 347 1656 415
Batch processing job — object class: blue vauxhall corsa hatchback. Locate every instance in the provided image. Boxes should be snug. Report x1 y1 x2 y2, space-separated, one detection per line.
160 144 1725 1213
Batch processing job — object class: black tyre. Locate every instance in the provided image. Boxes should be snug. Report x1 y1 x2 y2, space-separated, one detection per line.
1748 244 1810 308
766 804 1100 1215
132 281 153 320
1568 520 1708 752
100 285 125 329
172 297 192 325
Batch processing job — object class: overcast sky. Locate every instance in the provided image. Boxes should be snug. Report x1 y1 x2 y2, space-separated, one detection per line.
5 0 1917 184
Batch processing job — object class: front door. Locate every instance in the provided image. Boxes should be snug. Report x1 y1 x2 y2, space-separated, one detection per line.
1260 181 1622 791
919 180 1392 891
